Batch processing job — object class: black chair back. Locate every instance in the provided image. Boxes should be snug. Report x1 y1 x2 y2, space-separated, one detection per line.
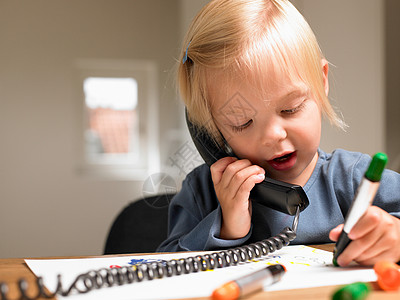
104 193 174 254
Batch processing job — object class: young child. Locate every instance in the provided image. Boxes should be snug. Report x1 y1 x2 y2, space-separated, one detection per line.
157 0 400 267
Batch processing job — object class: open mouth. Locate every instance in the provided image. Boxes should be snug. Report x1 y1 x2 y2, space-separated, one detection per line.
268 151 297 171
273 152 293 162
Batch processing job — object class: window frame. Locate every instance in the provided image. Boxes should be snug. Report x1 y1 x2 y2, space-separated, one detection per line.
75 59 159 180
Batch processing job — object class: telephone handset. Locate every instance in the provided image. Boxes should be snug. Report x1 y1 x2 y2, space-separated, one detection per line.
186 110 309 215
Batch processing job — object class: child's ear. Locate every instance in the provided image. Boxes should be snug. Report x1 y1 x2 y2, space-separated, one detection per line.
321 59 329 96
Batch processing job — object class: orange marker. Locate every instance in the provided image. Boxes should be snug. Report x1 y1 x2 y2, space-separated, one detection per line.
374 261 400 291
211 264 286 300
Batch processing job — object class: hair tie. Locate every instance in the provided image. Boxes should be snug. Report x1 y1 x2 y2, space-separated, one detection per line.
182 41 192 64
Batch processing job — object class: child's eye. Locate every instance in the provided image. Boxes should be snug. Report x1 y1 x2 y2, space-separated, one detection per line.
282 101 306 115
231 120 253 132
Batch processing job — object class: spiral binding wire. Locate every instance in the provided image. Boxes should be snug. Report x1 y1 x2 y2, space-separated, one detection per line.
0 207 300 300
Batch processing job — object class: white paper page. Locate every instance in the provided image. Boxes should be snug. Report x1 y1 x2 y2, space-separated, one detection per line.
258 246 376 291
25 246 377 300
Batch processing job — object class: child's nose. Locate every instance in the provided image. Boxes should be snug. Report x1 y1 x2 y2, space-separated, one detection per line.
262 120 287 144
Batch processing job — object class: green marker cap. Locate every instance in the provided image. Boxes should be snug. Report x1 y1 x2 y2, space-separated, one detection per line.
332 282 371 300
365 152 388 182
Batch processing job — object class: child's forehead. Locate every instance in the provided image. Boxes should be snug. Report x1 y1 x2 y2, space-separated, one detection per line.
206 61 308 102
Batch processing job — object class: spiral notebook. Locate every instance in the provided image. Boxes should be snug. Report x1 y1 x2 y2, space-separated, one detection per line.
25 245 377 300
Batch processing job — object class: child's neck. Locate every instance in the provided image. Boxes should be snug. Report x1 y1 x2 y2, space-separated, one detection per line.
292 151 319 187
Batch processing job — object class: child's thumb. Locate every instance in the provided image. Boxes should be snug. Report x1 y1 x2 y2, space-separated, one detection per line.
329 224 344 242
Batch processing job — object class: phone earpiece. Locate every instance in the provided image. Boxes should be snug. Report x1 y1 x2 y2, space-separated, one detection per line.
185 109 233 166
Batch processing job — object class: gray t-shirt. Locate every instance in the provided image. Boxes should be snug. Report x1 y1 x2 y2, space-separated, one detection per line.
157 149 400 252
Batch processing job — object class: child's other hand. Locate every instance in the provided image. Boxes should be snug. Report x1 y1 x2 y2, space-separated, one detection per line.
210 157 265 240
329 206 400 266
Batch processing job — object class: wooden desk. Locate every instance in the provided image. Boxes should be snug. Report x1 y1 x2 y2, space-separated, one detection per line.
0 244 399 300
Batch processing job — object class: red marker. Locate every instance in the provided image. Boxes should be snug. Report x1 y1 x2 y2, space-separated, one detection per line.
374 261 400 291
211 264 286 300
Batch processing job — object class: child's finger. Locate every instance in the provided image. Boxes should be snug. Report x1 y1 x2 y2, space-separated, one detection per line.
329 224 344 242
348 206 382 240
336 207 399 266
229 166 265 195
221 164 265 205
214 158 253 189
210 157 238 185
355 235 388 265
355 213 400 264
235 173 265 204
339 225 384 266
356 249 394 266
352 214 389 263
213 159 264 201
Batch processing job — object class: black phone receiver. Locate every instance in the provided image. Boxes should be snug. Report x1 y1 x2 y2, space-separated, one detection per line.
186 109 309 215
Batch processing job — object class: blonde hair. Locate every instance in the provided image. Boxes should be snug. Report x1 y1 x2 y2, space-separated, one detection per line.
178 0 345 145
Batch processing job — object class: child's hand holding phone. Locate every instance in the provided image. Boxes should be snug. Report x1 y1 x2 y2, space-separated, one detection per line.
210 157 265 240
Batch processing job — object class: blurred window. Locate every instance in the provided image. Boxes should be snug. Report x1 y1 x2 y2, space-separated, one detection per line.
84 77 139 162
76 59 159 180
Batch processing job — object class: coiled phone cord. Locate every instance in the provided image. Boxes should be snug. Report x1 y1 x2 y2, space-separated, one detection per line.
0 207 300 300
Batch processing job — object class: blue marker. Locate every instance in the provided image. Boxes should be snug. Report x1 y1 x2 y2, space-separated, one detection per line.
333 152 388 266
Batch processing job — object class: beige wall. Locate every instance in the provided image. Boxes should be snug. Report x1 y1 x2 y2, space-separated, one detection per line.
0 0 180 258
0 0 396 259
385 0 400 171
298 0 399 171
296 0 385 156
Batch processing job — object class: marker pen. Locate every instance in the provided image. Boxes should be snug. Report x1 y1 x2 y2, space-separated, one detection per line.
333 152 388 266
374 261 400 291
211 264 286 300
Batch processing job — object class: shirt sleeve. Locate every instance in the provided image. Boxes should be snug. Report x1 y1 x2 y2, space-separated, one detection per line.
157 165 251 252
375 168 400 218
343 150 400 218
